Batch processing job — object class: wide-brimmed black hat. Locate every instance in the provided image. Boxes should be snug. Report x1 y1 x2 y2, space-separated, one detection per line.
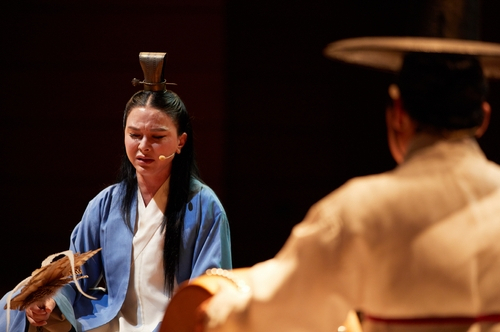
324 0 500 78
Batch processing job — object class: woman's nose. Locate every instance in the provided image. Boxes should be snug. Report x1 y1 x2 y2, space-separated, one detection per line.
138 137 151 152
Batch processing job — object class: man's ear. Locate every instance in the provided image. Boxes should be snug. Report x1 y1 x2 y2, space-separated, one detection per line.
386 106 406 164
386 85 416 164
475 102 491 138
388 99 405 131
387 84 412 133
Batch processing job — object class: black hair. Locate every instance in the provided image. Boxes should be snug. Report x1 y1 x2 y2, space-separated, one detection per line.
118 89 200 294
398 52 488 131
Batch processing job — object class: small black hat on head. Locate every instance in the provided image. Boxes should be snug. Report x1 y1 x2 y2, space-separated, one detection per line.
131 52 177 91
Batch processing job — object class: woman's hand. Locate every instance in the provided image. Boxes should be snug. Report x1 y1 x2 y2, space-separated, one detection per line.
25 297 56 326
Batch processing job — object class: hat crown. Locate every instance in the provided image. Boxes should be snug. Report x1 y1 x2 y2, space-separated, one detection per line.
414 0 480 40
323 0 500 78
131 52 168 92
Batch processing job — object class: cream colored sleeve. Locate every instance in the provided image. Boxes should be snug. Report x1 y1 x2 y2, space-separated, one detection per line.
206 202 360 332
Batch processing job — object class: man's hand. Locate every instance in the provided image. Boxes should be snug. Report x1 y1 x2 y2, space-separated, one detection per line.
194 298 211 332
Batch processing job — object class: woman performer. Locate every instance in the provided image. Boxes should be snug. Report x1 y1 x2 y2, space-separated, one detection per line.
1 52 232 332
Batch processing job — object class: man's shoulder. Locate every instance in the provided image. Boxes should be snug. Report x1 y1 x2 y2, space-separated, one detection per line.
326 172 396 201
309 171 396 216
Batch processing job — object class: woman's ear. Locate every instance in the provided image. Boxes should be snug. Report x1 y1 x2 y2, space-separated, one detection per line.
177 133 188 153
475 102 491 138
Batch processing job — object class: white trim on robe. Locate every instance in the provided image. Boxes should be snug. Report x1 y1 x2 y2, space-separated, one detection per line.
92 178 172 332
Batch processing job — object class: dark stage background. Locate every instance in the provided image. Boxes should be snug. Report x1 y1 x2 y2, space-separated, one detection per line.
1 0 500 295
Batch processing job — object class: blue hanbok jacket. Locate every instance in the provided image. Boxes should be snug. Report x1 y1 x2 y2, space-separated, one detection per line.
1 178 231 331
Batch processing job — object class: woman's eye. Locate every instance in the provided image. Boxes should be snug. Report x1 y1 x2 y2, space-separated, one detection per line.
153 136 166 139
129 133 140 139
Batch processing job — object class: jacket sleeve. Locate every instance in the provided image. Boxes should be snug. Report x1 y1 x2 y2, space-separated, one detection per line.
0 290 28 332
205 199 358 332
0 189 109 332
178 184 232 284
55 187 110 330
191 204 232 277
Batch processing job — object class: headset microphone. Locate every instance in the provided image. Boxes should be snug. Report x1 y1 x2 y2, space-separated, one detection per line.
159 152 175 160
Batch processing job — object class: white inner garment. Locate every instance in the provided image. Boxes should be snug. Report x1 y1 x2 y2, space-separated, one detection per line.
91 178 171 332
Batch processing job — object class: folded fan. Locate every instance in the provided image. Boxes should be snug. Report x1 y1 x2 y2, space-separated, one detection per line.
4 248 102 332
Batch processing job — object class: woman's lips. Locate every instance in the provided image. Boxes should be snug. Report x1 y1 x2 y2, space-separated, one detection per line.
137 156 154 165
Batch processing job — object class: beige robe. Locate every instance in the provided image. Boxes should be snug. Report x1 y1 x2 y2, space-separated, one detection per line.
205 136 500 332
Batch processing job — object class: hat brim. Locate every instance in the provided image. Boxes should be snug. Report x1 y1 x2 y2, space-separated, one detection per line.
324 37 500 78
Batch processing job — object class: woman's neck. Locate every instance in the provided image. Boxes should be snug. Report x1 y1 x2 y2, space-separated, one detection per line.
137 173 170 206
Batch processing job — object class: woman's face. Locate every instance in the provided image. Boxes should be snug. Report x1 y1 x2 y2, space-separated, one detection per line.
124 106 187 180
